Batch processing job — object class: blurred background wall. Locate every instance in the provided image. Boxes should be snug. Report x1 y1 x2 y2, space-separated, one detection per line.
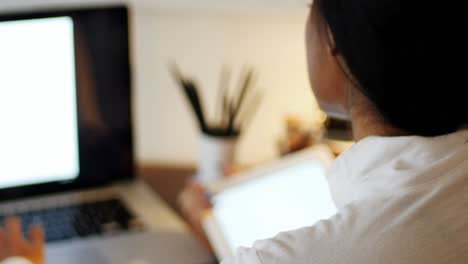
132 9 323 166
0 1 323 166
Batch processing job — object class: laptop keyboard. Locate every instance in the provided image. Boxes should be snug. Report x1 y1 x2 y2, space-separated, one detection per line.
0 199 142 243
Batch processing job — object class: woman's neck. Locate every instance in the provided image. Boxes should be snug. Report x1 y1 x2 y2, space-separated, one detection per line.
350 111 405 141
348 90 406 141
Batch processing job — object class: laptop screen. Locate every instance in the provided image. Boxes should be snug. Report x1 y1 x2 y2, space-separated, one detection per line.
0 17 80 189
0 7 133 199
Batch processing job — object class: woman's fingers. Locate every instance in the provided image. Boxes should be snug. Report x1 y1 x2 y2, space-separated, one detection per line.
0 217 45 264
0 227 5 242
0 227 6 259
2 217 45 247
5 217 23 244
29 225 45 249
178 182 214 253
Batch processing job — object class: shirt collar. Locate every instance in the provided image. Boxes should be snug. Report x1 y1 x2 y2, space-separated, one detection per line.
327 129 468 210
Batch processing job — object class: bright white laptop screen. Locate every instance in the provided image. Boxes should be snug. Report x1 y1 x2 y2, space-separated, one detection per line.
0 17 80 189
212 161 337 254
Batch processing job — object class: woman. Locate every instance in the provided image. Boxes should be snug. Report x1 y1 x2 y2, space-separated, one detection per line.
185 0 468 263
3 0 468 263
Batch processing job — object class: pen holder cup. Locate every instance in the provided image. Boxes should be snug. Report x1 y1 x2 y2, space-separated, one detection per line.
197 134 238 184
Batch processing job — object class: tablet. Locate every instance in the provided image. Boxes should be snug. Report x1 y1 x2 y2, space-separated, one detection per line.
203 146 338 260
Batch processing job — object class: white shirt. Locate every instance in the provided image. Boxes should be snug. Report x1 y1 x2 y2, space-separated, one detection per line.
223 129 468 264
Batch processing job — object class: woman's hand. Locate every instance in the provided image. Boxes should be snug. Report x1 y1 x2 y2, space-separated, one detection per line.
0 217 45 264
178 181 213 252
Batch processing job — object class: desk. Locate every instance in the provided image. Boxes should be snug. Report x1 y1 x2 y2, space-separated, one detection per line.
138 165 196 216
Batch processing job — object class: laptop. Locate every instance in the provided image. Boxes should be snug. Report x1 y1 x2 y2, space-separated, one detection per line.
202 146 338 261
0 6 213 264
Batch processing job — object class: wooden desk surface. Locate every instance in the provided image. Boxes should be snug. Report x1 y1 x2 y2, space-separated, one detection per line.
138 165 196 216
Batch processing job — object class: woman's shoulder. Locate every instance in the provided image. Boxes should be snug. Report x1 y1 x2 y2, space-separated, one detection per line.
233 183 468 264
223 209 359 264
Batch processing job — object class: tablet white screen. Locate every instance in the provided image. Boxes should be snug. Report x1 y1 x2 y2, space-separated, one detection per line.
212 161 337 254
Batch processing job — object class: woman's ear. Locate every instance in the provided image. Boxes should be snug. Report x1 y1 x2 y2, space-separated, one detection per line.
326 26 339 56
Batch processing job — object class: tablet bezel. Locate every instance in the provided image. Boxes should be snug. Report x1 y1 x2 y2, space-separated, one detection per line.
202 145 335 260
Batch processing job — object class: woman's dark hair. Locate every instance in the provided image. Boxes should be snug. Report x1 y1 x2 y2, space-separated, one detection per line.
315 0 468 136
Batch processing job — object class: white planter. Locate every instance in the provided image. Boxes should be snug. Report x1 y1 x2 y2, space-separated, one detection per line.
197 134 238 184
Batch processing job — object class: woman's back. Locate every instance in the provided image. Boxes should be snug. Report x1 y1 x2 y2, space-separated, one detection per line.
224 1 468 262
224 130 468 263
